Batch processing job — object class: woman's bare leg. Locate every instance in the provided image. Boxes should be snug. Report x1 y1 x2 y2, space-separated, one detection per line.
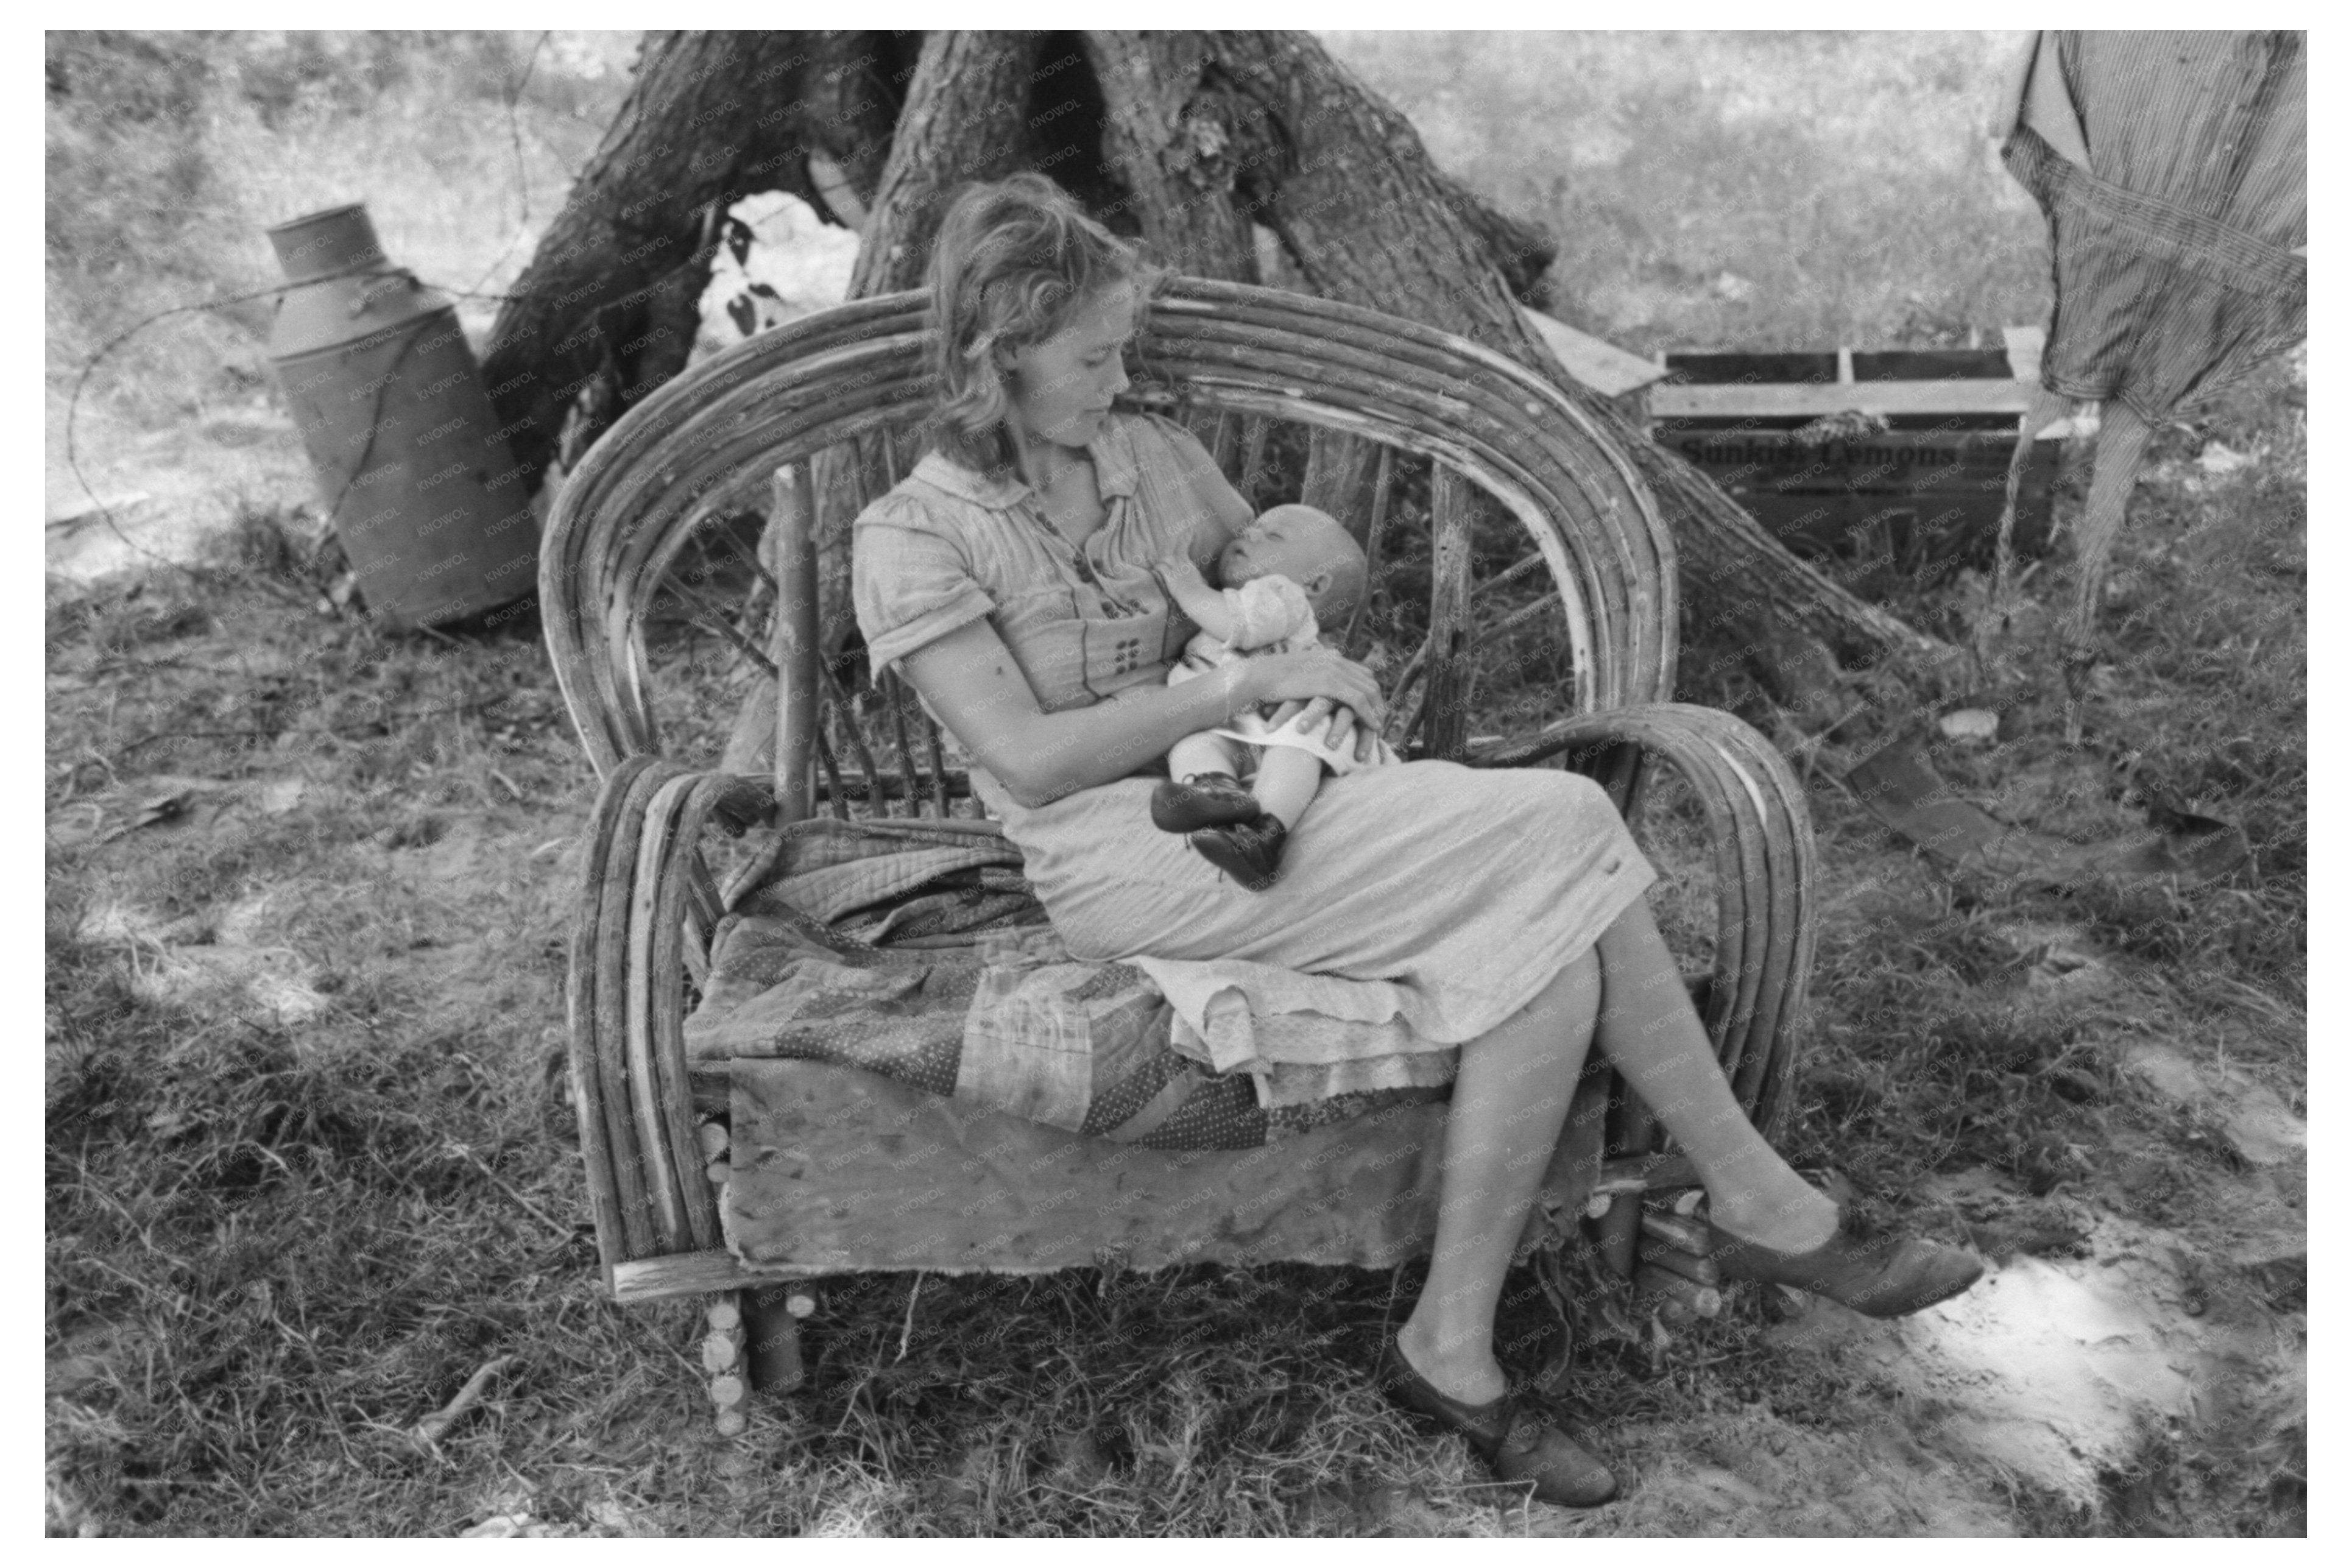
1589 900 1837 1252
1397 949 1601 1404
1398 895 1934 1407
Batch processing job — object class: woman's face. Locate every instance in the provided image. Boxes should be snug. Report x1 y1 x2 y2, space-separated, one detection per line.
1001 281 1136 454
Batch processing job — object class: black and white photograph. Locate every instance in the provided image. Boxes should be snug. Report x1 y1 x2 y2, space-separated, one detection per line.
42 19 2309 1538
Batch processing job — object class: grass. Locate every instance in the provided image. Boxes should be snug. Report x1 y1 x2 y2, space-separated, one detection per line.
48 30 2302 1539
1326 30 2052 355
45 30 635 506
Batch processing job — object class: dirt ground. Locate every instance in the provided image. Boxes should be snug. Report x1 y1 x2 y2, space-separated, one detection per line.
44 27 2304 1536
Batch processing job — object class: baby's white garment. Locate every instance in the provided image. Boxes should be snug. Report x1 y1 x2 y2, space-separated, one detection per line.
1162 574 1393 776
1179 574 1319 666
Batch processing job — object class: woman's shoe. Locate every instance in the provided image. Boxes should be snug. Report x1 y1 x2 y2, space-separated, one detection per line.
1373 1335 1619 1508
1190 813 1287 889
1150 772 1260 833
1706 1223 1984 1319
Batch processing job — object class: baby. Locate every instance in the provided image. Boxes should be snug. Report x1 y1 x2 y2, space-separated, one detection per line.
1149 503 1394 889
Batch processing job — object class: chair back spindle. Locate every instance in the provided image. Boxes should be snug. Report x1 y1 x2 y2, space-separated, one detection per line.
1300 428 1383 540
1237 415 1274 501
771 465 820 827
882 672 921 816
1340 445 1396 664
1421 466 1480 761
1207 409 1241 475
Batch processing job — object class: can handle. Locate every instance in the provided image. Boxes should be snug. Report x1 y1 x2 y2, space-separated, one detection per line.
349 268 418 319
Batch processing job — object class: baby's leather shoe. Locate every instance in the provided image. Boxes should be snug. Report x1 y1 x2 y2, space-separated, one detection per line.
1151 772 1260 833
1190 813 1287 890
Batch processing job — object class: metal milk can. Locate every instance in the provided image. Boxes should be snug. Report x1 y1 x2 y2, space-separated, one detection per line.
264 203 536 628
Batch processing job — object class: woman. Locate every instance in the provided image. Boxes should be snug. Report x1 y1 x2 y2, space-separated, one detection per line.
851 174 1982 1508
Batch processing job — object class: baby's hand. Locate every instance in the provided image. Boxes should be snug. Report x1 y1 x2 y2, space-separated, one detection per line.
1159 553 1210 591
1157 553 1234 641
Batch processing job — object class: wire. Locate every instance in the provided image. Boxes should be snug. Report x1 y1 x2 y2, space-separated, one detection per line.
62 270 520 548
63 283 297 570
62 32 559 577
62 269 432 577
311 311 422 534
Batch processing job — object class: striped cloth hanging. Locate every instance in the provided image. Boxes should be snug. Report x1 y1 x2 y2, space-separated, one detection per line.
2003 29 2305 424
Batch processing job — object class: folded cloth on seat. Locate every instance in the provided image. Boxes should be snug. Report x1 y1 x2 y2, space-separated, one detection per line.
1131 958 1450 1109
685 817 1448 1150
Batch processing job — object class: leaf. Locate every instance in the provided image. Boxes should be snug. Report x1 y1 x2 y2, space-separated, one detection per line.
96 790 190 844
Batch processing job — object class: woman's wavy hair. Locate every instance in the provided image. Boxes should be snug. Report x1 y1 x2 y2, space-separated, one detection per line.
923 174 1155 472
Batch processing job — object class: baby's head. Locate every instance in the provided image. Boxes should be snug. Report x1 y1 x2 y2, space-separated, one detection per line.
1217 504 1369 622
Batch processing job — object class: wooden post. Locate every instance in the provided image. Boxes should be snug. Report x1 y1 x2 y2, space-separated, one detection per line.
772 463 818 825
1301 428 1383 541
1421 465 1477 761
747 1284 812 1394
1597 1192 1642 1280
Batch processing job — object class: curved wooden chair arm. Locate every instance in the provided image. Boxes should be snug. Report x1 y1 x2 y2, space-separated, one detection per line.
568 756 779 1284
1471 702 1817 1139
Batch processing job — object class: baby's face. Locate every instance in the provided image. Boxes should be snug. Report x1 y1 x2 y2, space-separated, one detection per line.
1217 513 1335 590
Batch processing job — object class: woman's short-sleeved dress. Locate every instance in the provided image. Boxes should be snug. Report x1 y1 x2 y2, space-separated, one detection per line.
852 411 1656 1106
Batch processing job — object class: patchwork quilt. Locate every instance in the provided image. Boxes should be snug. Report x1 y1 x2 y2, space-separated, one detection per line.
683 816 1446 1150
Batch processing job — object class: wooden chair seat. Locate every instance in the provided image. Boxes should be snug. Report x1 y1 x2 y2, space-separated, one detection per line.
542 278 1817 1424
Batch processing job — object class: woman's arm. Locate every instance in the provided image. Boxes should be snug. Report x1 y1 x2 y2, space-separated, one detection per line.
902 618 1382 809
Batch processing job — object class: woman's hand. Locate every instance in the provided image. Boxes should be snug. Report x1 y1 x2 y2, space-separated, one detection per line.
1262 697 1385 766
1243 647 1384 726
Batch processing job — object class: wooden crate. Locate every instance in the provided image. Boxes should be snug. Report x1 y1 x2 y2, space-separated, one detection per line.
1648 327 2065 581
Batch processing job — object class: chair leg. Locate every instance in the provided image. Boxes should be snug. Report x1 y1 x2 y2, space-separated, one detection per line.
701 1284 818 1435
748 1283 816 1394
704 1293 750 1436
1596 1192 1642 1279
1631 1200 1725 1327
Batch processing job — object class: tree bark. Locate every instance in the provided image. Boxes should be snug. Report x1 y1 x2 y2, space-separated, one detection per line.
1079 33 1265 284
480 30 919 495
1091 32 1956 683
490 27 1959 690
847 31 1046 297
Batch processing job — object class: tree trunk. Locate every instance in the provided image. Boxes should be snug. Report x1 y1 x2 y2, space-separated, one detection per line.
481 30 920 495
847 32 1047 297
489 27 1960 693
1084 32 1951 685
